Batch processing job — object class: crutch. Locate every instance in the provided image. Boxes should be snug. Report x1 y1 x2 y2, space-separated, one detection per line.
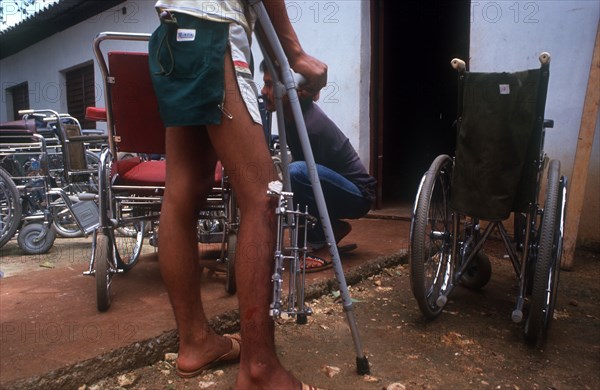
249 0 371 375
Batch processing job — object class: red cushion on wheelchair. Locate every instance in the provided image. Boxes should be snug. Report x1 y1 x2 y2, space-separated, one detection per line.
113 158 166 186
85 107 106 122
112 157 223 187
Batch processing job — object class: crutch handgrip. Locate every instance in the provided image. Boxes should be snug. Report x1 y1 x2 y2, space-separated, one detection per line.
293 73 307 88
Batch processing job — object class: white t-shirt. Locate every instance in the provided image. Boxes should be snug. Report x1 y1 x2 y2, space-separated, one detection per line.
154 0 255 39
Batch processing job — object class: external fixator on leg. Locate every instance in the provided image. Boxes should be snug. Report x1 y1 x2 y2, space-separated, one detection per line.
267 181 315 323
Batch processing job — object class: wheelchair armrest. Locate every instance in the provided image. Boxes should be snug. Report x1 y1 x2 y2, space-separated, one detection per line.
544 119 554 128
67 135 108 143
81 129 106 136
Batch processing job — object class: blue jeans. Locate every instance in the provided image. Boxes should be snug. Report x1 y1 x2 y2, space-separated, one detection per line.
289 161 371 244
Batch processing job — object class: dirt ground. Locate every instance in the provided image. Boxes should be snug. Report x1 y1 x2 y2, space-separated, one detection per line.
82 243 600 390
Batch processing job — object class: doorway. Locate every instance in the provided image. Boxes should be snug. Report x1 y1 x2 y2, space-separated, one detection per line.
371 0 471 210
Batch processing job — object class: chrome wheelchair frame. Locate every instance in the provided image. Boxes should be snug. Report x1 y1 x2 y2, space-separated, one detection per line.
409 53 567 348
0 109 105 254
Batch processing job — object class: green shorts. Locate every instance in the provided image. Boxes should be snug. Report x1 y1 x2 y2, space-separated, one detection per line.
149 13 229 127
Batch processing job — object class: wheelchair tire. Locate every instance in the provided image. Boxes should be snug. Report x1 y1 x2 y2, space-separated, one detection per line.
94 231 112 312
410 154 454 320
113 221 145 271
224 191 238 295
525 159 565 347
17 223 56 255
460 251 492 290
0 167 22 248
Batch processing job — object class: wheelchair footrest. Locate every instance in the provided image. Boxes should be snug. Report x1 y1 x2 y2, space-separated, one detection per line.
71 200 100 234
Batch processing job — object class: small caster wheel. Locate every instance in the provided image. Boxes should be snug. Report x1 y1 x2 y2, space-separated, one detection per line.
17 223 56 255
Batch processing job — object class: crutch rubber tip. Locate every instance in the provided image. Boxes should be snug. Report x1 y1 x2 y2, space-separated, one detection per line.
512 310 523 323
296 313 308 325
356 356 370 375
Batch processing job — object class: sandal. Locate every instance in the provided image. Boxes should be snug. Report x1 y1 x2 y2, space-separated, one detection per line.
176 334 241 378
302 255 333 273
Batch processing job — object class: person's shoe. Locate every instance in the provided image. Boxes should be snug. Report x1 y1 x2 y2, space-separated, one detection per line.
332 220 352 243
307 220 356 253
301 255 333 273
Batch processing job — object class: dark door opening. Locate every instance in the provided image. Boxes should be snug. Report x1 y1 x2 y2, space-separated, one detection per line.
372 1 470 209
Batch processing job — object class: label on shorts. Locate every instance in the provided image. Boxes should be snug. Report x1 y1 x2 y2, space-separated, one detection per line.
177 29 196 41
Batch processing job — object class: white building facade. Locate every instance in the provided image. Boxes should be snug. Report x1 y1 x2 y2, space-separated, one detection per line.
0 0 598 248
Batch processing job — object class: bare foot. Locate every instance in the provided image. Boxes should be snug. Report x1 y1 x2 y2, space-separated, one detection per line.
235 361 302 390
176 333 239 376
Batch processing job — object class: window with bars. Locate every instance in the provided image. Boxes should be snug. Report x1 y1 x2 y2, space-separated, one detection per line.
66 63 96 129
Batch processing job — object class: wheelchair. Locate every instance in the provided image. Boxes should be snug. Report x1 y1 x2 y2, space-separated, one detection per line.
87 32 238 312
0 111 105 253
409 52 567 347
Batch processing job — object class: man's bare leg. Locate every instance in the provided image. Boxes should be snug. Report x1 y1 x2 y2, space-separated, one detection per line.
207 51 302 389
159 128 234 373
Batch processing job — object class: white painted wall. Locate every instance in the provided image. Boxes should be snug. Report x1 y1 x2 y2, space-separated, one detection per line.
0 1 157 129
0 0 370 164
470 0 599 247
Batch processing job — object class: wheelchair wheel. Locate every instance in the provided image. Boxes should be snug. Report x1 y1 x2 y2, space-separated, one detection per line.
525 159 565 347
113 220 145 271
460 251 492 290
225 231 237 294
17 223 56 255
85 150 101 193
52 204 83 238
0 167 22 248
410 154 454 320
115 204 151 238
224 192 238 295
86 150 100 170
94 231 112 312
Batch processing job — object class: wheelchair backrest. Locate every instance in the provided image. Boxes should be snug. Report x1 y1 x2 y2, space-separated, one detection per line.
451 61 550 221
61 122 87 171
108 51 166 155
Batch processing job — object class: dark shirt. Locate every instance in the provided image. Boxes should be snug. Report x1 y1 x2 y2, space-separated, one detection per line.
284 102 377 203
